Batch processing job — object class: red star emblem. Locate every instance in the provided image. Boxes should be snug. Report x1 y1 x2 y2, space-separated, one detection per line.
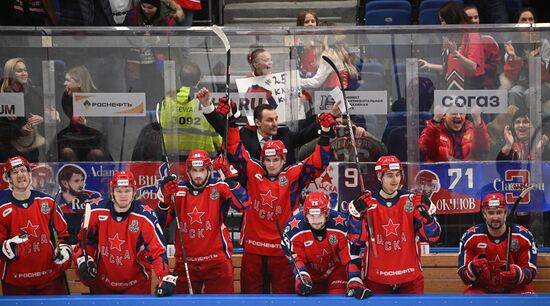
260 190 278 208
187 206 205 225
315 248 330 263
382 218 400 237
289 218 301 229
20 220 39 238
320 172 333 185
517 225 528 232
108 233 125 252
333 215 346 226
142 205 153 213
467 226 477 234
489 254 506 269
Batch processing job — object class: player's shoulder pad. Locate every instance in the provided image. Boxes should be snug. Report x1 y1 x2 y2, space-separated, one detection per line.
326 209 349 231
31 190 55 202
460 223 486 242
132 200 158 221
511 224 535 241
283 211 307 236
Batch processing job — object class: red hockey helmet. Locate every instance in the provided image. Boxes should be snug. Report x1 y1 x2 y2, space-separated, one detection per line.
375 155 402 174
261 140 287 160
4 156 31 175
414 169 440 193
303 192 329 216
110 171 137 189
186 150 212 169
482 193 507 210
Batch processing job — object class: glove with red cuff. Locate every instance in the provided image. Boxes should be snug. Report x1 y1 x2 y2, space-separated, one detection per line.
213 156 239 188
411 194 434 224
295 271 313 296
467 254 490 280
349 191 377 218
1 234 29 261
77 255 97 282
500 264 524 286
158 174 178 210
346 277 373 299
216 97 240 125
318 112 336 137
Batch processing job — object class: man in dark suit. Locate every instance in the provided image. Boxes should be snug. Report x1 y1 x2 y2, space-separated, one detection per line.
197 87 338 164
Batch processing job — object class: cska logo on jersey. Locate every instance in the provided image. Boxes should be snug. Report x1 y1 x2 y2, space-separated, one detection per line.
279 176 288 186
511 239 520 252
404 199 414 213
210 188 219 200
129 220 139 233
41 202 50 214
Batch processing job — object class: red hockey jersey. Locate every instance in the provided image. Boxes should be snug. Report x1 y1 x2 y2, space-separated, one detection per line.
75 199 168 291
348 190 441 285
282 210 351 280
457 223 537 293
228 127 330 256
156 178 249 265
0 191 69 286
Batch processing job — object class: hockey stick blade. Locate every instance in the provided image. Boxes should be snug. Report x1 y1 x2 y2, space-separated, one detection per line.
213 25 230 53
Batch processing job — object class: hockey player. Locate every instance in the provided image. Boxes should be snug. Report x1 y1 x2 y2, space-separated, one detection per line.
458 192 537 293
223 103 335 294
156 150 250 294
55 164 102 244
74 170 175 296
281 192 351 296
0 156 71 295
346 155 441 296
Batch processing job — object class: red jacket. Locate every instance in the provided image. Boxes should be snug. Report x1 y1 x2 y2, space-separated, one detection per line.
419 119 490 162
175 0 201 10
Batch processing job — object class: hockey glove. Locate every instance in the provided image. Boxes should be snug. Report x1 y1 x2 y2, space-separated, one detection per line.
349 191 376 218
318 112 336 133
53 243 72 270
467 254 490 280
213 156 238 179
295 271 313 296
77 256 97 282
155 274 178 297
216 97 240 124
158 174 178 209
1 234 29 261
346 277 373 299
411 194 434 224
500 264 523 286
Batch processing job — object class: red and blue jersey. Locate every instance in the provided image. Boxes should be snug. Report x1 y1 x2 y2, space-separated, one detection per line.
55 190 102 244
0 190 69 286
458 223 537 292
156 177 249 265
282 209 351 281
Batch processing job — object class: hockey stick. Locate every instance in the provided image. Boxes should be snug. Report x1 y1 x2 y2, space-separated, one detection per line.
504 185 534 270
156 102 194 294
51 189 70 294
82 203 91 263
212 25 231 160
274 220 308 290
322 55 377 257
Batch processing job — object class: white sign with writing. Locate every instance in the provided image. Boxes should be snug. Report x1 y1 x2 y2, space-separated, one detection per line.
314 91 388 115
0 93 24 117
434 90 508 114
73 92 146 117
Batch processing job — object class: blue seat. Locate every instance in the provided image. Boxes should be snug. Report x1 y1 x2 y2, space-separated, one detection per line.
363 61 385 76
366 0 412 14
419 0 462 11
365 9 411 25
358 72 386 91
418 8 441 25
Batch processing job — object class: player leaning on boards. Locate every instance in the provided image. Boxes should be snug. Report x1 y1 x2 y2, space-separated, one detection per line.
156 150 250 294
458 192 537 294
281 191 352 296
74 171 175 296
347 155 441 296
0 156 71 295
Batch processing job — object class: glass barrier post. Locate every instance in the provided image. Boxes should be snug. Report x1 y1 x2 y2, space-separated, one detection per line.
42 60 57 162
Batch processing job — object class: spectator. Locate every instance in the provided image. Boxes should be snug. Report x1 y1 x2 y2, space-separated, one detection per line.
0 58 48 163
247 47 273 77
281 192 352 296
199 88 330 165
132 63 222 162
294 10 321 109
500 8 550 110
173 0 201 26
418 1 485 90
458 192 537 293
0 156 71 295
73 171 175 296
497 107 549 160
419 106 490 162
464 4 502 89
346 156 441 295
156 151 250 294
11 0 57 26
222 102 334 294
53 66 112 162
129 0 184 26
